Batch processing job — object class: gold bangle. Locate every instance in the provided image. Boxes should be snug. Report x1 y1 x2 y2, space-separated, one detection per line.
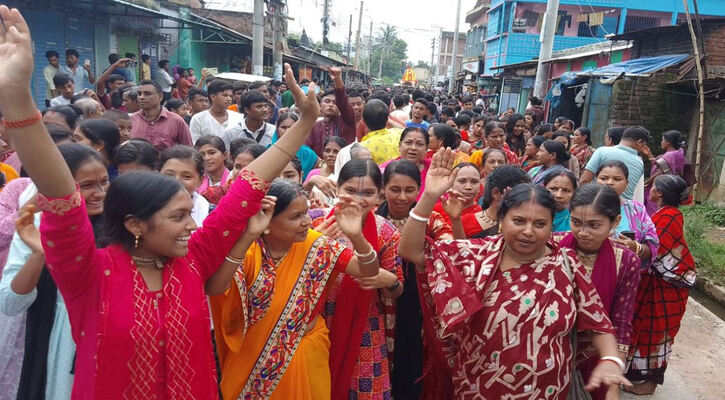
225 255 244 264
273 144 295 158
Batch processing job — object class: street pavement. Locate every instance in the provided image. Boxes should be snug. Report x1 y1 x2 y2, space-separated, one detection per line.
621 297 725 400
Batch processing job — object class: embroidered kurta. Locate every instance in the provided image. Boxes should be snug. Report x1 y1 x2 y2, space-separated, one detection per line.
309 211 403 400
418 235 614 399
38 169 269 400
211 230 352 400
627 206 696 384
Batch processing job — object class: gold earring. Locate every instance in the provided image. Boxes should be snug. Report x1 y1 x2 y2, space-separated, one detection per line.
134 235 140 248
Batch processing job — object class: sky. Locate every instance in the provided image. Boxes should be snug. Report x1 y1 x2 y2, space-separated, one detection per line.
205 0 478 63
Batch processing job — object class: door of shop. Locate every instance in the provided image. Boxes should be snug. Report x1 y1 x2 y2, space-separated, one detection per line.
118 35 140 80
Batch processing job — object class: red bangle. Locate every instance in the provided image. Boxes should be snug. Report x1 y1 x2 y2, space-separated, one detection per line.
3 110 43 129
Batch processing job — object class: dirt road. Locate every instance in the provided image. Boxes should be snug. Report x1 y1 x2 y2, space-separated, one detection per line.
621 297 725 400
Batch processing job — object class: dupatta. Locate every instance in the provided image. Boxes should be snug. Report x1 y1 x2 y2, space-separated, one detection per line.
559 234 617 312
328 211 380 400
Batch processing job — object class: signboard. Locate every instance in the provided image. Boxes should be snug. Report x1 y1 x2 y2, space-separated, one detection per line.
461 60 479 74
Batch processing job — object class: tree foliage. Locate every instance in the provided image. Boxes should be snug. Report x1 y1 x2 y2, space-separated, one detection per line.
369 25 408 80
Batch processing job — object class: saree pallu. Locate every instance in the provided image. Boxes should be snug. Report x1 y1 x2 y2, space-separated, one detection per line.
627 206 696 384
570 145 594 170
620 200 659 269
211 230 352 400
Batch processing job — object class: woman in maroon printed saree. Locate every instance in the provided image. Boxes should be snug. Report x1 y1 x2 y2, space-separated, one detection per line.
626 175 696 395
398 148 631 399
558 184 641 400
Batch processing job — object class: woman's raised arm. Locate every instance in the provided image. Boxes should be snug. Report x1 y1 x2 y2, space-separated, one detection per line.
0 6 75 198
244 63 320 182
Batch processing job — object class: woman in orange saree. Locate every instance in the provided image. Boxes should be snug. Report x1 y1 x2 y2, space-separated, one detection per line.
211 179 382 400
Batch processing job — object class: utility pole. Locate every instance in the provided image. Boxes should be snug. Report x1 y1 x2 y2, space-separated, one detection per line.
378 42 386 79
533 0 559 99
269 0 286 80
252 0 264 76
683 0 705 197
367 20 373 76
448 0 461 94
429 37 435 88
346 13 353 81
353 1 364 70
322 0 331 48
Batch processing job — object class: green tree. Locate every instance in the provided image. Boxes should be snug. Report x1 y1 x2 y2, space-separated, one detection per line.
415 60 430 69
370 25 408 80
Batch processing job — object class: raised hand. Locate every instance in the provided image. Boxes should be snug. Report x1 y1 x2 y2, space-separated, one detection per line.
0 6 33 107
15 205 43 254
247 196 276 237
424 147 458 199
441 190 467 220
308 175 337 198
283 63 320 119
315 215 341 238
334 194 364 238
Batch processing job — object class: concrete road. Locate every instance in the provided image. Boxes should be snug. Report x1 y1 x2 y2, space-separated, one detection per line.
621 297 725 400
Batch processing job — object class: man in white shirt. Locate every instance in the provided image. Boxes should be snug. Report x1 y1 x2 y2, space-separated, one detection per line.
49 73 76 107
155 59 174 102
189 80 244 144
222 90 275 147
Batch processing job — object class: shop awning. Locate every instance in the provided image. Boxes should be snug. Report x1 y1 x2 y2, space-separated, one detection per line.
573 54 690 78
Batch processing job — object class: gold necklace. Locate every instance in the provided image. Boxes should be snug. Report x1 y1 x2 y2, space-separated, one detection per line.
576 249 598 274
132 255 166 269
503 244 544 265
388 213 409 230
478 208 497 227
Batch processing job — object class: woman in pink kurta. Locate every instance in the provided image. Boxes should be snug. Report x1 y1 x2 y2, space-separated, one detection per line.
0 18 322 399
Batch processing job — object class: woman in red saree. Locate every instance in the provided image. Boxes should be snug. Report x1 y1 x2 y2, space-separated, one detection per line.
309 159 403 400
210 180 381 400
0 20 319 398
559 184 641 400
432 162 482 227
626 175 696 395
399 148 631 399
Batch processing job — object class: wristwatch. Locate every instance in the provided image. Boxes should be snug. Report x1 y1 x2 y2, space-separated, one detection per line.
386 280 401 292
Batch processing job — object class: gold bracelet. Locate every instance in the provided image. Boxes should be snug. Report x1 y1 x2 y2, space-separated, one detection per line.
225 255 245 264
273 144 295 158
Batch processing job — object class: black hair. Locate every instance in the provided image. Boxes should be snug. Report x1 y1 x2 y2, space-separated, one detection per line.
53 73 73 88
622 125 650 142
77 119 121 159
103 171 184 248
138 79 162 94
551 130 571 148
188 88 208 102
426 102 438 117
653 175 689 207
530 96 542 106
276 112 299 127
249 81 267 90
662 130 685 150
554 116 568 125
108 53 120 64
606 127 625 145
542 169 578 190
481 165 531 209
125 52 136 59
530 135 546 148
541 140 570 166
455 113 472 128
229 138 259 159
121 86 139 101
461 96 473 104
482 147 507 166
43 105 80 129
399 126 429 145
110 89 124 108
324 136 348 149
46 50 59 59
348 90 363 99
65 49 80 58
429 123 458 149
234 144 266 161
413 98 429 107
393 94 407 108
505 113 526 154
595 160 629 180
569 183 621 222
337 158 383 190
499 183 556 221
46 124 74 144
575 127 592 146
165 98 186 112
158 59 170 69
194 135 227 153
535 123 554 136
113 139 159 170
56 143 104 178
484 121 505 137
141 54 150 62
159 145 204 177
241 91 268 112
207 79 232 96
232 81 249 92
383 159 421 187
102 109 131 123
267 178 308 217
287 156 303 175
363 99 389 131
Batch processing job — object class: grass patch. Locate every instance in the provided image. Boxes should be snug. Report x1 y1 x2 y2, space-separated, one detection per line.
682 203 725 287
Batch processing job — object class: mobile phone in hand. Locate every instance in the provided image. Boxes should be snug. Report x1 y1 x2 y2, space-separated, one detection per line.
620 231 636 240
84 59 90 67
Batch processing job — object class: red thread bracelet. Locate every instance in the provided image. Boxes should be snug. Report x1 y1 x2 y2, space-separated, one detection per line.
2 110 43 129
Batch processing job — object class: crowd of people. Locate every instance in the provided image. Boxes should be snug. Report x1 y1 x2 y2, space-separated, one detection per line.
0 6 699 400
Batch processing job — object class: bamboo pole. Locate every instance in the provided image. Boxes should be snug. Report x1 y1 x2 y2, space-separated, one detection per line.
683 0 705 198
